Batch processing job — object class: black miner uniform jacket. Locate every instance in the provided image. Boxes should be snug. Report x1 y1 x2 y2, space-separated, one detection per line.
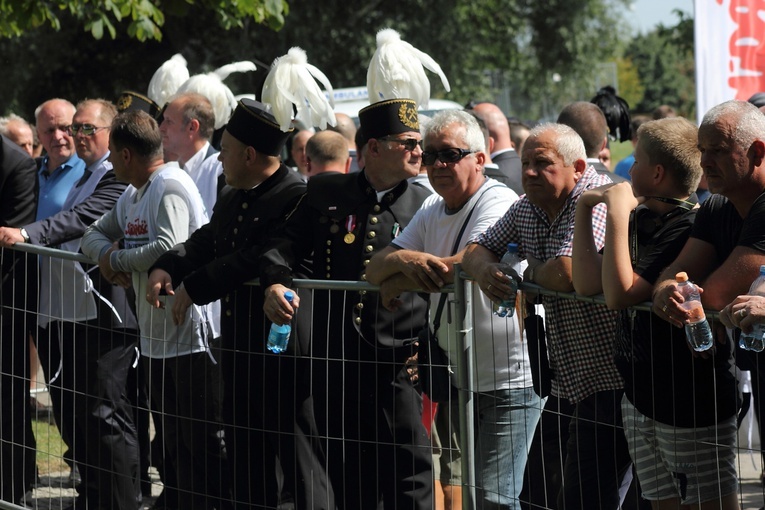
149 164 332 510
260 170 431 348
258 169 434 510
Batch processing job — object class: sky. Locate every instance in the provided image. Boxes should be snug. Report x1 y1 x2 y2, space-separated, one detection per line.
629 0 693 32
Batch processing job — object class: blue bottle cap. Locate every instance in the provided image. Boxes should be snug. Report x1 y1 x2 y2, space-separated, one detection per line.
507 243 519 253
284 290 294 303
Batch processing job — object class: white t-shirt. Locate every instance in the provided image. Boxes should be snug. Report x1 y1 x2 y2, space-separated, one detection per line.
82 163 213 359
392 178 533 392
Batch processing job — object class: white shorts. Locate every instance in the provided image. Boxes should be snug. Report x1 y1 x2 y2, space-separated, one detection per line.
621 396 738 505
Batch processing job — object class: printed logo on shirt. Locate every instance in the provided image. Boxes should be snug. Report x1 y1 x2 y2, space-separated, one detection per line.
125 218 148 237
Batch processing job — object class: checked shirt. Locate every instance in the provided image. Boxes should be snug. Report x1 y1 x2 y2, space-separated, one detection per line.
471 167 624 403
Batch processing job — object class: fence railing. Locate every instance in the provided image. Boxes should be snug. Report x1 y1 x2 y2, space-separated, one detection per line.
0 244 760 510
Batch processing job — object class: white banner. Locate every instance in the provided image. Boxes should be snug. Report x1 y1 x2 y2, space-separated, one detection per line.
694 0 765 119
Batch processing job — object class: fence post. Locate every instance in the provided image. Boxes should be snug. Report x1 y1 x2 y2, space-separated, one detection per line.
454 264 476 510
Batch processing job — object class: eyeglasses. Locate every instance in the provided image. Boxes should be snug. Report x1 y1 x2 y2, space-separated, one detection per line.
67 124 110 136
422 148 475 166
380 137 422 152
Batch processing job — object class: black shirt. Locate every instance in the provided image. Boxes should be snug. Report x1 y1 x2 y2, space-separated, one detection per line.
614 204 738 427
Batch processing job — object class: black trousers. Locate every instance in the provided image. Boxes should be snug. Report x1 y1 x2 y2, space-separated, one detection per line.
314 338 433 510
40 320 142 509
145 351 231 510
0 254 37 504
521 391 641 510
557 389 633 510
520 395 574 510
222 332 333 510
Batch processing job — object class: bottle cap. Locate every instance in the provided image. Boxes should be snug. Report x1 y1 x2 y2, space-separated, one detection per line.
675 272 689 283
507 243 519 253
284 290 295 303
760 265 765 275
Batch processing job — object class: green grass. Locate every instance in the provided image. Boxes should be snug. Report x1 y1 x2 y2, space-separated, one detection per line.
610 140 633 168
32 418 69 475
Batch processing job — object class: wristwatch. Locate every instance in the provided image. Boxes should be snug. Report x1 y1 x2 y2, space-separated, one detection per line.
19 228 29 243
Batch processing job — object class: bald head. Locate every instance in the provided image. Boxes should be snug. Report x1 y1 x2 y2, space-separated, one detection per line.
306 130 350 177
470 102 512 151
328 113 357 150
290 130 313 177
557 102 608 158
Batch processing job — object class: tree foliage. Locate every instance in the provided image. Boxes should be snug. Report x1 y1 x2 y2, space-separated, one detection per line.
615 56 645 109
624 9 695 117
0 0 288 42
0 0 633 124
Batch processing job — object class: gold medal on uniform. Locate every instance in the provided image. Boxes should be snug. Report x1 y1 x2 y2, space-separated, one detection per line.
344 215 357 244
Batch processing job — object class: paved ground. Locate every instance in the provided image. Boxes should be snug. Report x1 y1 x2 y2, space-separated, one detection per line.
10 457 764 510
739 450 765 510
19 471 162 510
11 384 765 510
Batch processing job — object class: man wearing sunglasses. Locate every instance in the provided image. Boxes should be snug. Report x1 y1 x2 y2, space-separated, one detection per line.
367 110 542 510
260 97 433 509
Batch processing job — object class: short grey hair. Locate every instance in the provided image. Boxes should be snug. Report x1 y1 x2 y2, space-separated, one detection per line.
702 100 765 149
527 123 586 166
0 113 31 137
423 110 485 153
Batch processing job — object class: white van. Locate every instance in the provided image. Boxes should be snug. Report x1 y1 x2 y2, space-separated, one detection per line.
329 86 462 125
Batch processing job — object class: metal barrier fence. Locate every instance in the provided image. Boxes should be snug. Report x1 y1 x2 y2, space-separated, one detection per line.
0 244 763 510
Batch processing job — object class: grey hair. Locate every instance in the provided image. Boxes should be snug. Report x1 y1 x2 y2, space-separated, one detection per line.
527 123 586 166
424 110 486 153
0 113 31 136
702 100 765 149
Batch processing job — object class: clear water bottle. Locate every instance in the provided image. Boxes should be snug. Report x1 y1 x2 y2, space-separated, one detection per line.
739 265 765 352
495 243 522 318
676 272 713 352
267 290 294 354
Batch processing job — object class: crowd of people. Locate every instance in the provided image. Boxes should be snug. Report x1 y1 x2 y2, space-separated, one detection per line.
3 33 765 510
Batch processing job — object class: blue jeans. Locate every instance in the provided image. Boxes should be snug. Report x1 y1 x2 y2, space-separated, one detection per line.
476 387 544 509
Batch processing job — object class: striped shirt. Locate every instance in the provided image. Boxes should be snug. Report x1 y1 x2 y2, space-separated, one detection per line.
471 166 623 403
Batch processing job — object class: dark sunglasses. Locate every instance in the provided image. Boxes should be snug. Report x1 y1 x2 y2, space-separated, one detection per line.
67 124 110 136
422 148 474 166
380 137 422 152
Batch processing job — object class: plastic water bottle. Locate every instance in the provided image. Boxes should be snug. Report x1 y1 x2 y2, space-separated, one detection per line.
739 265 765 352
495 243 522 318
676 272 713 352
267 290 294 354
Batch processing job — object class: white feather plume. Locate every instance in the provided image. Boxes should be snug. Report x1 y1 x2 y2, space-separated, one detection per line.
212 61 257 81
177 61 257 130
366 29 450 109
261 47 336 132
148 54 189 107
